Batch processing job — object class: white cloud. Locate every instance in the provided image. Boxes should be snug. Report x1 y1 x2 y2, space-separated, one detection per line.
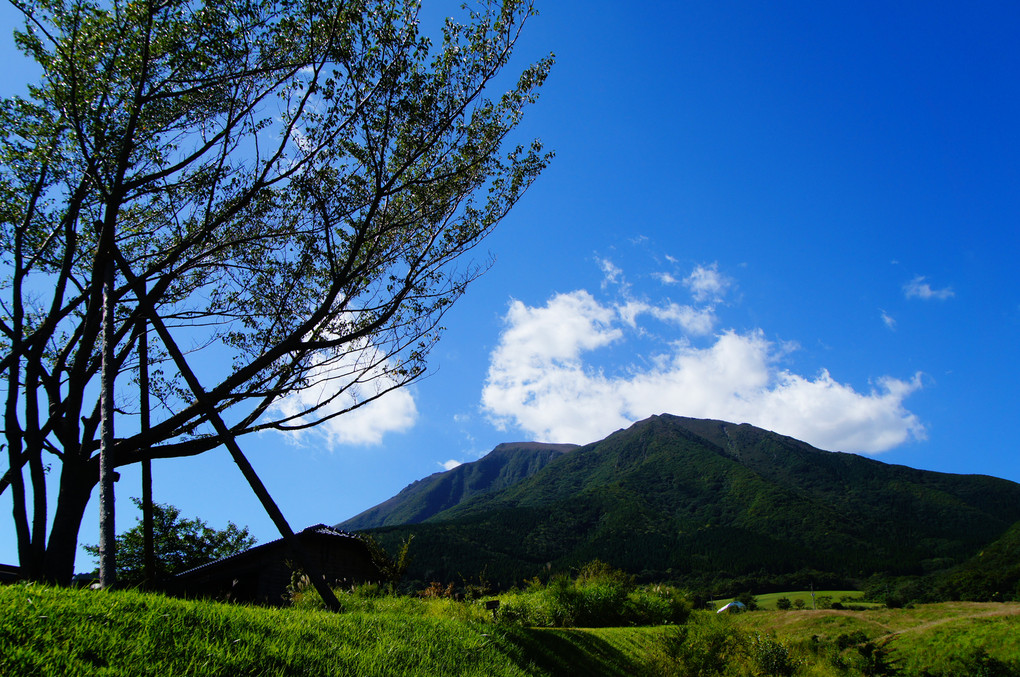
269 339 418 448
598 257 624 289
482 290 925 454
495 291 623 364
650 303 717 335
881 310 896 330
440 459 463 470
684 263 731 302
904 276 954 301
617 300 716 336
652 271 679 286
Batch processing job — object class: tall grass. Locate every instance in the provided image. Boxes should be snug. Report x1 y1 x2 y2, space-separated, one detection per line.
885 611 1020 676
493 561 692 628
0 583 529 676
4 581 1018 676
288 581 491 622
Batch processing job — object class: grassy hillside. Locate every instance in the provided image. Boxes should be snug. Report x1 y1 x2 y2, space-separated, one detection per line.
361 416 1020 593
3 583 1018 676
0 583 664 676
0 583 521 676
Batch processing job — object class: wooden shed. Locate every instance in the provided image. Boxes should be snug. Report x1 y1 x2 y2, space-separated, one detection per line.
173 524 380 605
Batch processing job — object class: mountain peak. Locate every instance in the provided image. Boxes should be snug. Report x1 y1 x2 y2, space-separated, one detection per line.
342 415 1020 590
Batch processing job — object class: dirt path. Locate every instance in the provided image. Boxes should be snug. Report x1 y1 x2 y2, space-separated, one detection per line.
874 604 1020 645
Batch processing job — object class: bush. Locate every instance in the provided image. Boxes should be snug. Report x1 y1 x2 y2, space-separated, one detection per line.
661 614 745 676
748 632 798 676
814 632 896 676
419 581 456 599
916 647 1019 677
493 562 690 627
775 597 792 610
624 585 692 626
734 591 759 611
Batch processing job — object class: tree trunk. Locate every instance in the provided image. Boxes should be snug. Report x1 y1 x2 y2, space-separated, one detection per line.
98 226 117 589
138 286 155 585
43 456 97 584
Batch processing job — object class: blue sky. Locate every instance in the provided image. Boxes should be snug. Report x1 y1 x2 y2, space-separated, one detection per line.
2 1 1019 569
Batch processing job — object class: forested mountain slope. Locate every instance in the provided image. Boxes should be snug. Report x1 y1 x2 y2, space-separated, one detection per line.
348 415 1020 592
339 442 577 530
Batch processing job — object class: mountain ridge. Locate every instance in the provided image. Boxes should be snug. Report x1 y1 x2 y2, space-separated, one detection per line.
338 441 577 530
339 414 1020 593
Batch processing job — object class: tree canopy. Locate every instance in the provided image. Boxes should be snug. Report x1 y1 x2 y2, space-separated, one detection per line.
1 0 551 584
84 498 256 583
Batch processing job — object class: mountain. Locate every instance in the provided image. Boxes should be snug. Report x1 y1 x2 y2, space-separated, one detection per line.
934 519 1020 601
338 442 578 530
346 415 1020 593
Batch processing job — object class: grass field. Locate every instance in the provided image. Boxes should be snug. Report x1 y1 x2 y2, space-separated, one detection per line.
714 590 881 611
2 583 1018 676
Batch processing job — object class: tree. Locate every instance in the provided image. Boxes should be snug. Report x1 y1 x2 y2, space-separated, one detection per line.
1 0 552 586
360 533 414 591
84 498 256 584
734 591 759 611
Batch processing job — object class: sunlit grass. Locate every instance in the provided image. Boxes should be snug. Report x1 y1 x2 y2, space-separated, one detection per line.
0 583 529 676
3 583 1018 676
714 589 874 611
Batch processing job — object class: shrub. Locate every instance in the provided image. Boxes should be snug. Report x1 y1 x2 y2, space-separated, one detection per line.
419 581 456 599
815 632 896 676
493 563 690 627
734 591 759 611
660 613 745 676
748 632 798 676
835 630 869 651
775 597 792 610
624 585 692 626
916 647 1019 677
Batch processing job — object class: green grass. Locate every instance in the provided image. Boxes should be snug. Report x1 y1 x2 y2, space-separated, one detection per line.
715 590 878 611
0 583 538 676
496 626 669 677
730 602 1020 675
3 583 1018 676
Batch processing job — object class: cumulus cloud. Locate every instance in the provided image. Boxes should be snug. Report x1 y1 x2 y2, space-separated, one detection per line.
617 300 716 336
440 459 463 470
904 276 954 300
482 285 925 454
269 340 418 448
